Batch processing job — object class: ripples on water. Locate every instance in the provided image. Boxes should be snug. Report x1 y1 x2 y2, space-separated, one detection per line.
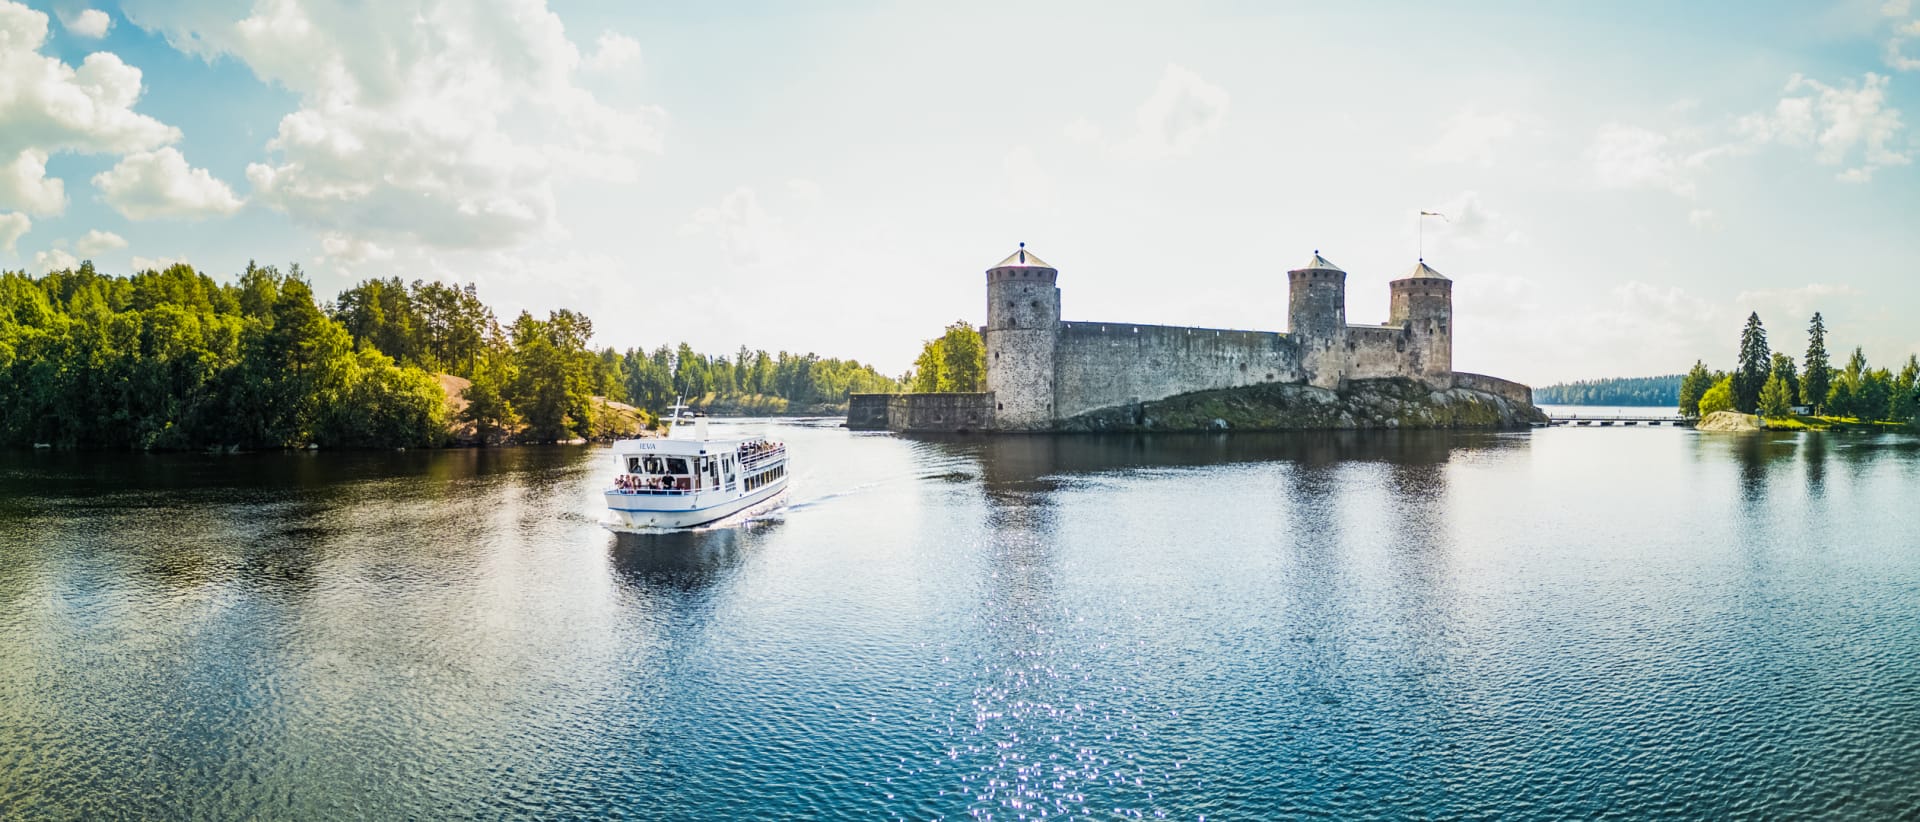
3 421 1920 818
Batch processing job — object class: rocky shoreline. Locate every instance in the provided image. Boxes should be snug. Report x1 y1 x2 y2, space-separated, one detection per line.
1059 378 1548 433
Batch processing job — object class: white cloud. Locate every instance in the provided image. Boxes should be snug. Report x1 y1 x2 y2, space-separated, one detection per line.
0 3 178 158
1420 191 1520 252
317 232 394 266
93 147 245 219
1588 124 1699 196
33 247 77 273
125 0 667 251
1887 0 1912 16
1063 117 1101 145
0 1 184 221
1688 208 1717 229
1124 63 1229 158
59 8 111 38
0 211 27 251
584 31 640 72
1420 109 1527 166
74 228 126 256
1738 73 1910 181
0 148 66 215
130 253 188 272
678 186 795 268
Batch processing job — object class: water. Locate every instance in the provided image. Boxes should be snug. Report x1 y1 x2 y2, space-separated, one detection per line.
4 421 1920 819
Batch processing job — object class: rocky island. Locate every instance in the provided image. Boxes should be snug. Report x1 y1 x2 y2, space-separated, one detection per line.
851 245 1546 433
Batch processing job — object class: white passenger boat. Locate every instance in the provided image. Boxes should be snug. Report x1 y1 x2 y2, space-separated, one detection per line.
603 406 789 529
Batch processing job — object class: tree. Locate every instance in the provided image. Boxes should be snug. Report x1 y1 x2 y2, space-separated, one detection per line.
1803 312 1831 413
1678 361 1713 419
1890 355 1918 424
937 321 986 392
507 311 596 441
1758 372 1794 420
1768 352 1798 409
910 338 945 393
1733 312 1769 414
1698 376 1736 417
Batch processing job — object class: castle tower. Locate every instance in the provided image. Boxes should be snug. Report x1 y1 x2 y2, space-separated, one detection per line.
1389 260 1453 388
1287 252 1348 390
984 243 1061 430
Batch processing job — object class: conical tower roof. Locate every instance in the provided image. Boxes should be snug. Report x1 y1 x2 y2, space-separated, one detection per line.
1289 251 1345 273
1395 260 1449 281
991 243 1053 269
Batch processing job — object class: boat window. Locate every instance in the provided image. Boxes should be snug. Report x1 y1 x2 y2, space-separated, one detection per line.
626 457 640 473
643 456 665 474
665 457 689 474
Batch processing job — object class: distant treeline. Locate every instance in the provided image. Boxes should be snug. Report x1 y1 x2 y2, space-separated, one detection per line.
0 263 899 450
1534 375 1682 406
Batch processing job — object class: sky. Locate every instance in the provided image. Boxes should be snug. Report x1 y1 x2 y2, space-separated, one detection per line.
2 0 1918 385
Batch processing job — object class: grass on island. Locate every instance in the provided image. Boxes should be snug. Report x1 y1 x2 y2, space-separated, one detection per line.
1758 414 1911 432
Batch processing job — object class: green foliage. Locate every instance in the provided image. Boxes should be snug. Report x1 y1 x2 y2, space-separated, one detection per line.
908 321 986 393
1698 376 1735 417
1535 374 1681 406
610 343 897 416
1677 362 1713 419
1767 352 1798 407
1733 312 1769 414
0 262 445 450
507 310 598 441
1758 371 1795 420
332 278 496 377
1802 313 1831 413
1892 355 1919 425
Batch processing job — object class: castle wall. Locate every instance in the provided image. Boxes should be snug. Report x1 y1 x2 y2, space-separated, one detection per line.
1344 325 1420 381
846 393 893 430
886 392 995 432
1051 322 1304 420
1452 372 1534 406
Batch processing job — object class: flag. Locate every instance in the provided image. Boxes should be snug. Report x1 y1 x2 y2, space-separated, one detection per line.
1420 211 1449 220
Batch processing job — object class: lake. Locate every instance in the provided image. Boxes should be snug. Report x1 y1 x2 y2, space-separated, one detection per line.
4 418 1919 819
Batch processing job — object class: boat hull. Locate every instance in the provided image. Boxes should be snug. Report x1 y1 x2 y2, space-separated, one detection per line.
604 477 788 529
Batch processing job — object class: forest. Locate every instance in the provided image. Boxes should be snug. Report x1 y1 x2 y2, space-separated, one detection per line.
1533 375 1682 406
0 263 899 450
1678 311 1919 426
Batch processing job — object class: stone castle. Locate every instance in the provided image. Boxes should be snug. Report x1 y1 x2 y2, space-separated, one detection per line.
850 244 1534 432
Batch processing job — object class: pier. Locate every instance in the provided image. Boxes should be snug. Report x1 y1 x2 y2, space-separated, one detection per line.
1538 414 1692 428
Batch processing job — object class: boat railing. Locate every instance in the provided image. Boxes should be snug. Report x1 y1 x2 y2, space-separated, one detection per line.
738 446 786 470
609 486 695 497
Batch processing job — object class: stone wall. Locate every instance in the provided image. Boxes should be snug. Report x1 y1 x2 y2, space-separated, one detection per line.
846 393 893 430
1344 325 1418 382
1052 322 1304 419
885 392 996 433
1452 372 1533 406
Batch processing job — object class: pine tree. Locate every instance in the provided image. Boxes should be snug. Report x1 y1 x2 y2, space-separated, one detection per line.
1892 355 1920 424
1802 312 1830 414
1677 360 1713 419
1733 312 1769 414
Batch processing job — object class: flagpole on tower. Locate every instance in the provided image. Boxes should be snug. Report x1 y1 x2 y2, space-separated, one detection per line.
1418 210 1448 262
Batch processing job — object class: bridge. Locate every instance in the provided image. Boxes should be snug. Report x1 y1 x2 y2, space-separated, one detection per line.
1538 414 1693 428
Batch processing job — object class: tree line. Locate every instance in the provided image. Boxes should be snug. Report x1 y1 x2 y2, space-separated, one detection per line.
0 263 900 450
1678 311 1919 425
1534 375 1681 406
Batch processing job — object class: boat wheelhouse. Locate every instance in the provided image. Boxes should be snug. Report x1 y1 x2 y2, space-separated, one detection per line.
603 413 788 529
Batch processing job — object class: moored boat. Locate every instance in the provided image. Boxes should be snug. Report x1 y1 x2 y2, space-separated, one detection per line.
604 406 789 529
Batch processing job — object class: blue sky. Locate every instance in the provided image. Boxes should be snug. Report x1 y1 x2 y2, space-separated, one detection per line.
2 0 1917 384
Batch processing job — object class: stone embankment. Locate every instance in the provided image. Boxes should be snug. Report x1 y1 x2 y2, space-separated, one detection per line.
1059 378 1548 432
